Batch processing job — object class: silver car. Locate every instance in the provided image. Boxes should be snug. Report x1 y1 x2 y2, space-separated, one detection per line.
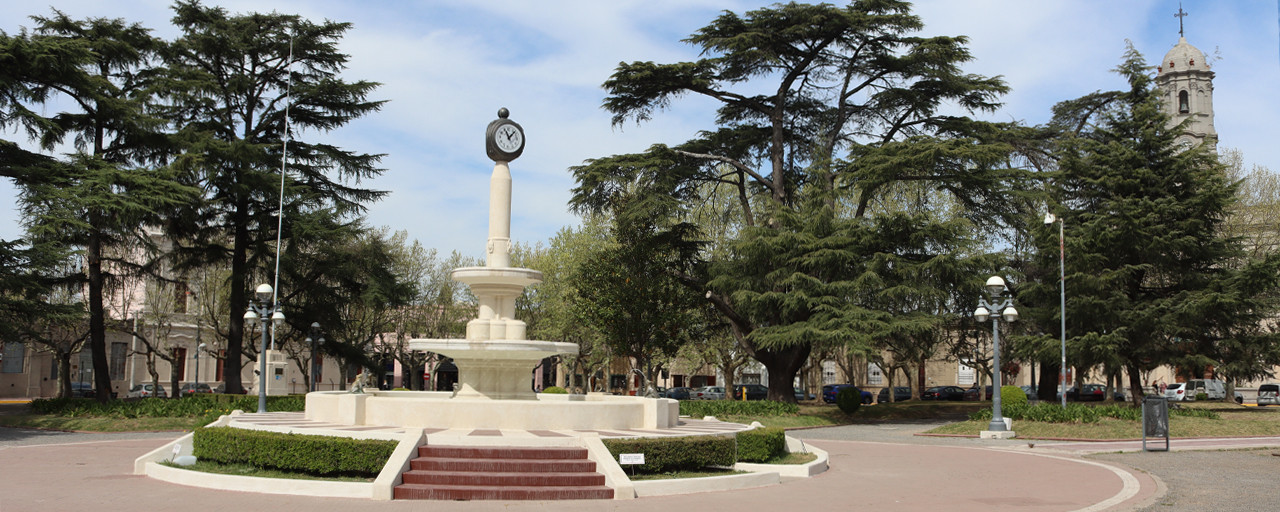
1257 384 1279 406
692 386 725 400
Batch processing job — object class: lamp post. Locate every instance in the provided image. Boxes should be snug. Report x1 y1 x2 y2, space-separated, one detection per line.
1044 213 1067 408
194 342 206 394
244 283 285 413
974 276 1019 432
306 322 324 392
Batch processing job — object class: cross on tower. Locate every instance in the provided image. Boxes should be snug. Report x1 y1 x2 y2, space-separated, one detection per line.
1174 4 1188 37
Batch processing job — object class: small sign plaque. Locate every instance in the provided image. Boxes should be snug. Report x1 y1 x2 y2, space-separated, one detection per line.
619 453 644 465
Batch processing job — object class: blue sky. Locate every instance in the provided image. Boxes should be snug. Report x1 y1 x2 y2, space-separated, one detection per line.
2 0 1277 259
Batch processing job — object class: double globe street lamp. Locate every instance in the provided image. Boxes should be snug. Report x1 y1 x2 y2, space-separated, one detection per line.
974 276 1018 433
244 283 285 413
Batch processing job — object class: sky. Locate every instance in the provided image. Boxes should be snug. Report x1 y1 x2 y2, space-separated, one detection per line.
2 0 1277 259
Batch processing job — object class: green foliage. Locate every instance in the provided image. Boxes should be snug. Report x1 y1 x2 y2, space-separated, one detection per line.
836 387 862 415
541 386 568 394
1195 393 1209 401
1001 385 1028 407
679 399 799 417
736 427 787 463
969 402 1220 423
602 435 736 474
30 395 305 426
193 427 395 477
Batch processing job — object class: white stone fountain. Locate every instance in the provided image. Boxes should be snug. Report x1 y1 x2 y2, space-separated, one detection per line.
304 109 678 430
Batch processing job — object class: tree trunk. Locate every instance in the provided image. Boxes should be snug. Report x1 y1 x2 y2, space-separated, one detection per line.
57 352 73 399
87 233 112 402
1037 361 1060 401
224 196 251 395
758 343 810 403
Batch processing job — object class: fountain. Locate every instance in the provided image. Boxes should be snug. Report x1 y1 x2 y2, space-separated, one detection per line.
304 109 679 430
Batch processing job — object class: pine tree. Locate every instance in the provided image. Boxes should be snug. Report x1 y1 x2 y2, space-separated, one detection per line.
161 1 387 393
1036 45 1280 398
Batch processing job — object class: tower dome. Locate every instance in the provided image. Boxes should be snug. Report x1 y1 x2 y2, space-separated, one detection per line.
1158 37 1209 75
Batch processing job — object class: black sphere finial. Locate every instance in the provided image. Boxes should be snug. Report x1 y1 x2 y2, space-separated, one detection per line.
497 107 509 119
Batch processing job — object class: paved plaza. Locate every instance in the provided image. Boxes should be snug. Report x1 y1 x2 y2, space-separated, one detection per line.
3 404 1279 512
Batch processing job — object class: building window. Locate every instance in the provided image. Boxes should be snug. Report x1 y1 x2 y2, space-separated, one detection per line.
174 283 189 314
173 347 187 380
1178 90 1189 113
958 363 976 386
77 350 93 382
867 364 883 385
3 343 26 373
111 342 127 380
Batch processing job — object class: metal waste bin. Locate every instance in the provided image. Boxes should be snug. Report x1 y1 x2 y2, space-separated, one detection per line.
1142 395 1169 451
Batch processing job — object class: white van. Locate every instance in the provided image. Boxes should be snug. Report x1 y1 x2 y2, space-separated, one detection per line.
1183 379 1227 401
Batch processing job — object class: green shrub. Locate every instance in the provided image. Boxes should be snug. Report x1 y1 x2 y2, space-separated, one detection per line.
1195 392 1209 401
968 401 1219 424
602 435 736 473
736 427 787 463
836 387 861 414
193 427 395 477
679 400 798 418
541 386 568 394
29 394 304 422
1001 385 1028 407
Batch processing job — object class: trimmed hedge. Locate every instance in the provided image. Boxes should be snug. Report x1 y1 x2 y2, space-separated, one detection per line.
1001 385 1028 407
679 399 798 418
193 426 396 477
836 387 861 414
602 435 736 473
736 427 787 463
541 386 568 394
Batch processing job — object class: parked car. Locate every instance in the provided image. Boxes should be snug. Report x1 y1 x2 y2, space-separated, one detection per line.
962 385 992 401
1183 379 1227 401
126 383 166 398
1257 384 1280 406
1071 383 1108 402
692 386 725 400
1164 382 1193 401
877 386 912 403
1020 385 1038 401
664 387 691 400
70 382 96 398
921 386 966 401
822 384 872 404
731 384 769 401
179 383 213 397
794 388 816 401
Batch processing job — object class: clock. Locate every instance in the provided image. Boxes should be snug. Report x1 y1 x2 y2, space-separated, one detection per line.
485 108 525 162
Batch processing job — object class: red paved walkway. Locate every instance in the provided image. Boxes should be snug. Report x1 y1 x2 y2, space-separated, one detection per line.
0 433 1159 511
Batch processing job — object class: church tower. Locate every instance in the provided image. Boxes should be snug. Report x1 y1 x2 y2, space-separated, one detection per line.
1155 8 1217 152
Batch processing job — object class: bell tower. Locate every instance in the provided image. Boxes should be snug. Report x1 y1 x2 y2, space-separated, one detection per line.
1155 6 1217 152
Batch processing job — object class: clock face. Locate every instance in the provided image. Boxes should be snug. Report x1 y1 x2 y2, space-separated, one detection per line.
495 124 523 153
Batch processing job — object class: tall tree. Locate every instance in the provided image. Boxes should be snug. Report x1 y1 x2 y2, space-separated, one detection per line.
5 12 192 402
1029 45 1280 400
161 1 387 394
571 1 1024 400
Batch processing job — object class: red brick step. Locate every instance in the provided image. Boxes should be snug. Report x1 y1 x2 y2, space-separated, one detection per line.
394 444 613 501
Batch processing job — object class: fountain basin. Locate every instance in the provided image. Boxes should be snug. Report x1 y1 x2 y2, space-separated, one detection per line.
304 390 680 430
410 338 577 400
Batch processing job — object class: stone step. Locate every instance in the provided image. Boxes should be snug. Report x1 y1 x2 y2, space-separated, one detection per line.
401 469 605 487
418 445 589 460
409 456 597 473
393 483 614 501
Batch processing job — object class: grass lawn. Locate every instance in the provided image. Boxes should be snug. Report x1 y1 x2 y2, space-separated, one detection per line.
0 413 204 432
159 460 375 482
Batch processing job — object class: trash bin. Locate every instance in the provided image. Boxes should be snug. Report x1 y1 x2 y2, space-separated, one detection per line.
1142 395 1169 451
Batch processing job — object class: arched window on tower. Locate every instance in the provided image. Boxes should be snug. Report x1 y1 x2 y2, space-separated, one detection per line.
1178 90 1189 113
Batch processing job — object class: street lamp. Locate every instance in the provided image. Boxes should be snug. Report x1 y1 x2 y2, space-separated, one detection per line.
244 283 285 413
306 322 325 392
194 342 206 394
1044 212 1067 408
974 275 1019 432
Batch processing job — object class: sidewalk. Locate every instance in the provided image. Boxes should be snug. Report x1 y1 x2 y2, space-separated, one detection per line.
0 422 1165 512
